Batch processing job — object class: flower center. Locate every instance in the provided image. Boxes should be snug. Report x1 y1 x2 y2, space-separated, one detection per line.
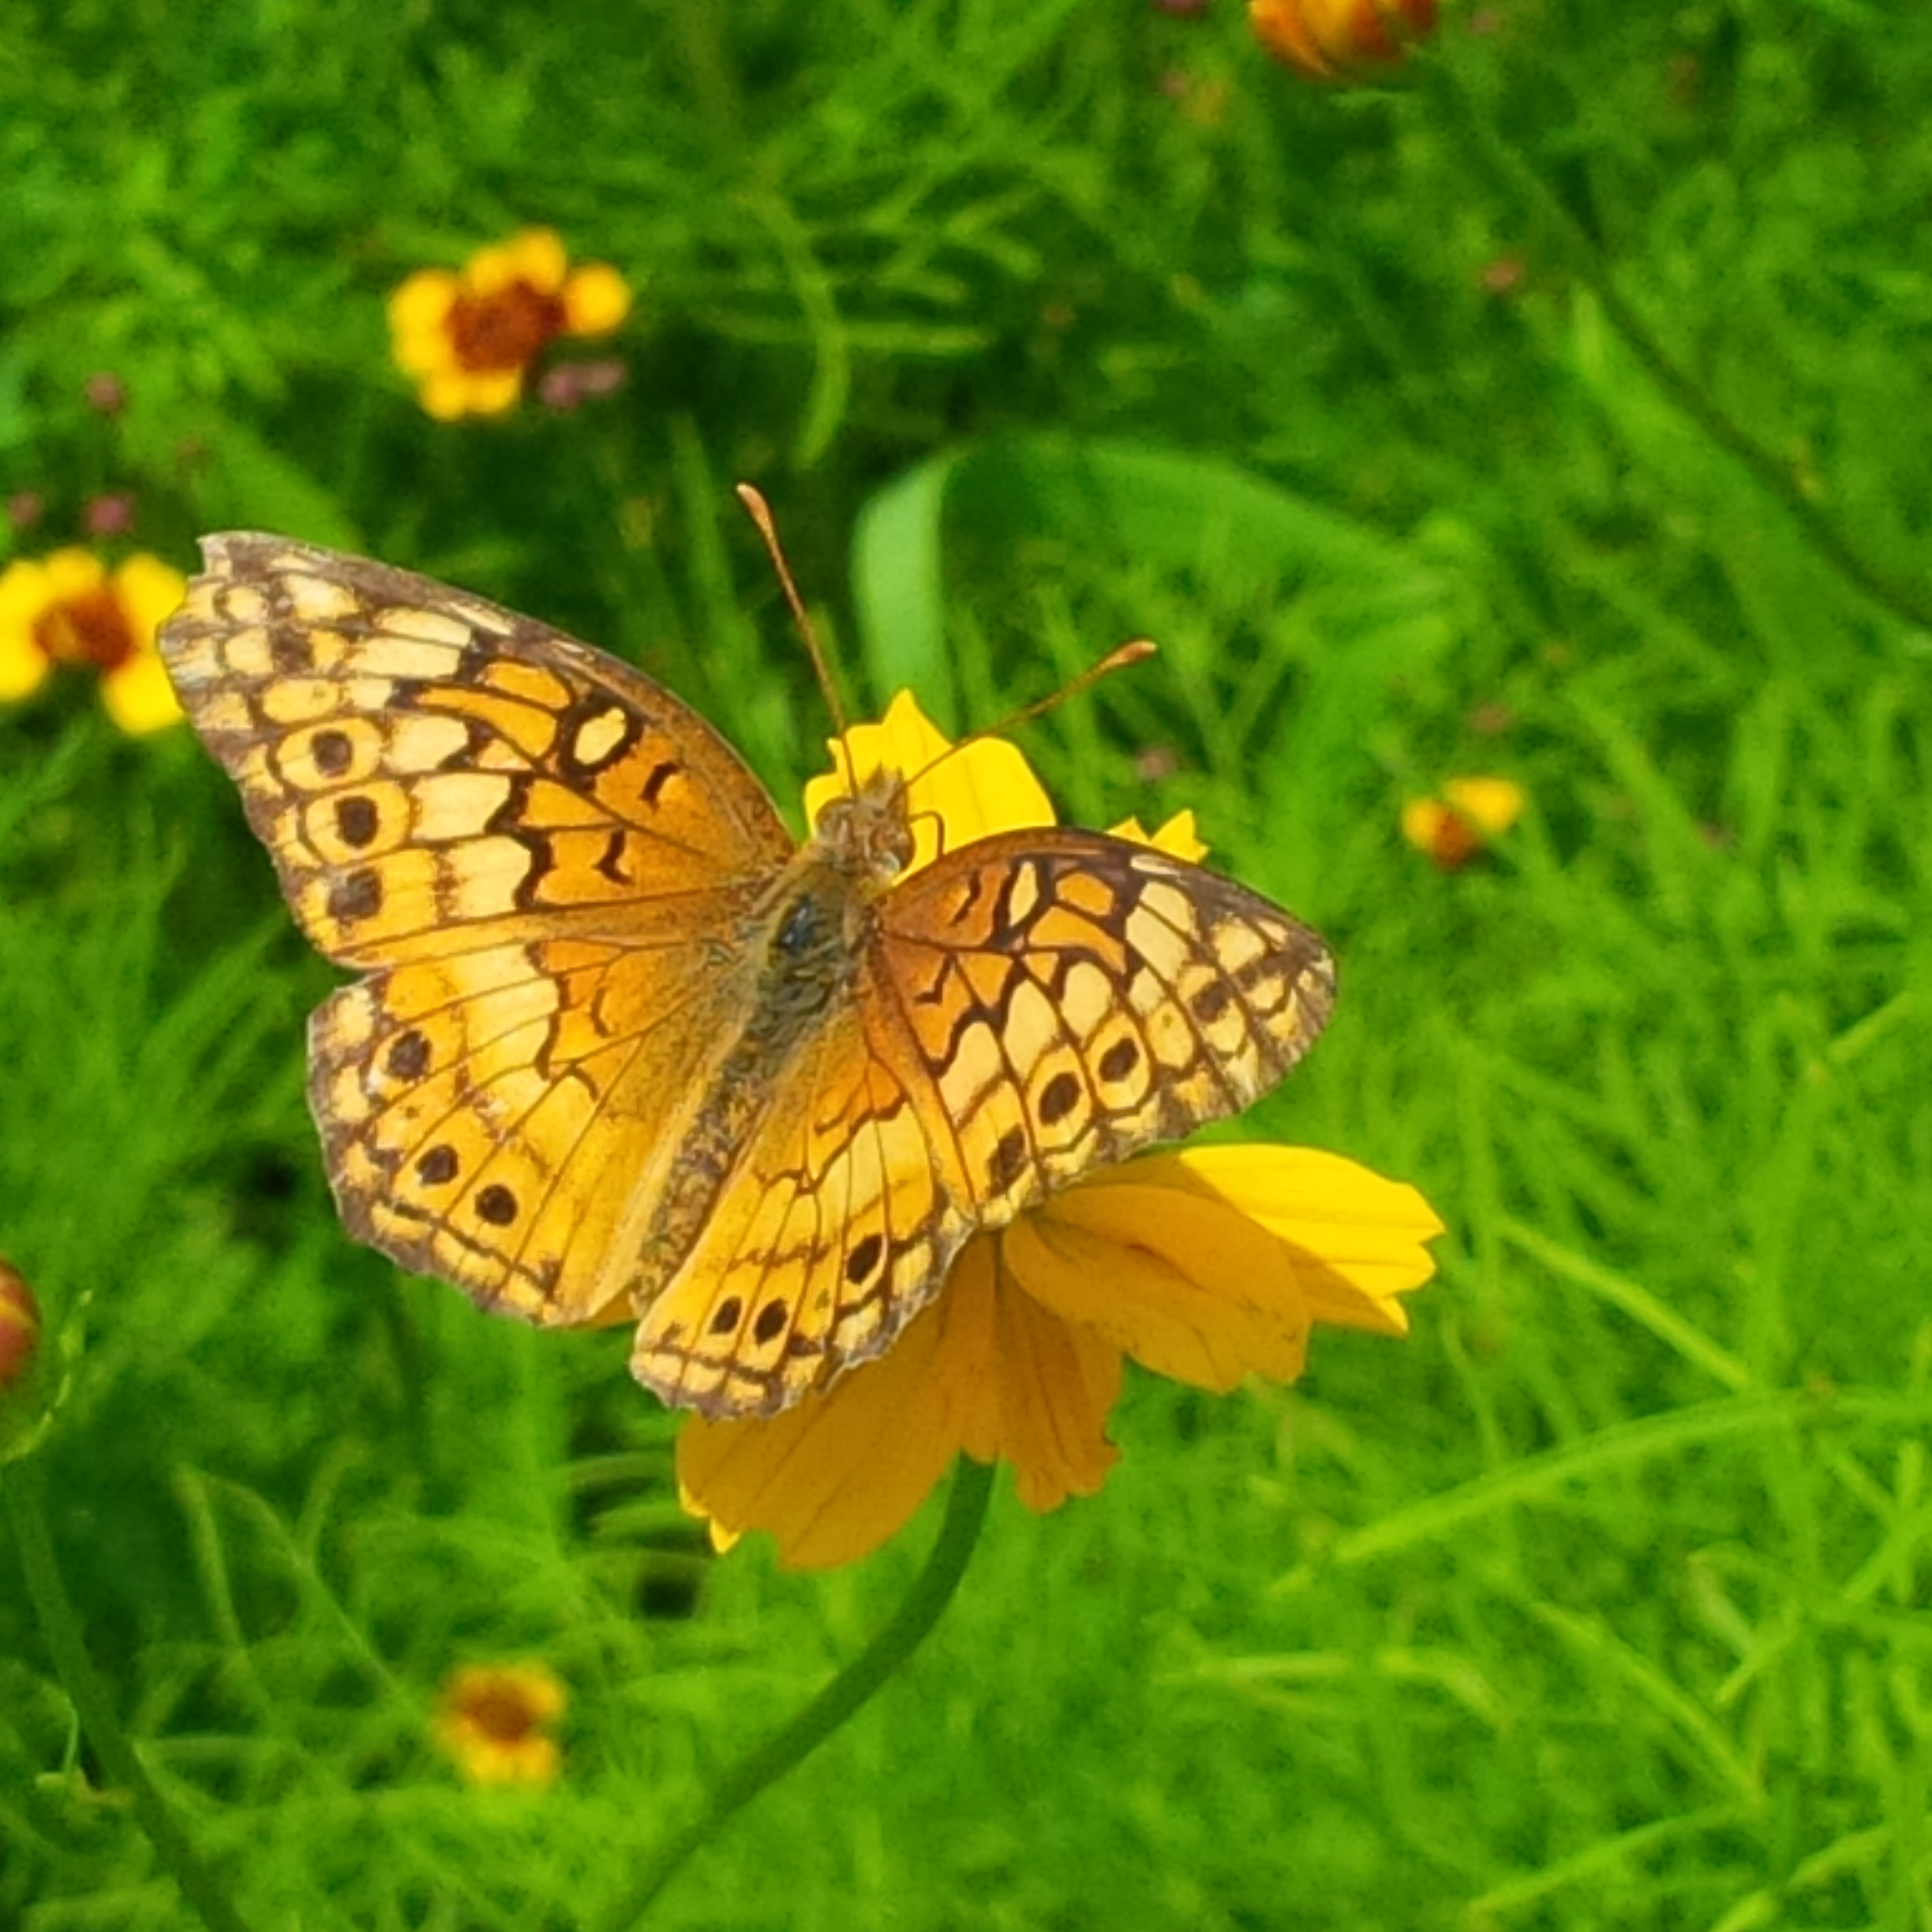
463 1683 539 1743
35 587 134 671
447 281 568 373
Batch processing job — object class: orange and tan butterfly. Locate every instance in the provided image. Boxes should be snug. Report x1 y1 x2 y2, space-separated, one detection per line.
159 528 1335 1418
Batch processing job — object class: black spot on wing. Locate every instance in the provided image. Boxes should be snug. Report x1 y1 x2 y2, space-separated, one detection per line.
328 868 384 923
475 1184 519 1226
1037 1069 1081 1126
387 1029 431 1080
335 796 380 848
312 728 354 776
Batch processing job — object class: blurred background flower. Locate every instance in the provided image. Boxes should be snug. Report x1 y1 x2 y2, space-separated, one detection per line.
0 549 185 734
1401 774 1526 870
0 1259 39 1398
1250 0 1440 81
81 371 127 417
388 229 632 421
432 1664 567 1788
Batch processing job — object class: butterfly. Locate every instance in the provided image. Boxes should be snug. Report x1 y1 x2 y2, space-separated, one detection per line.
160 534 1335 1418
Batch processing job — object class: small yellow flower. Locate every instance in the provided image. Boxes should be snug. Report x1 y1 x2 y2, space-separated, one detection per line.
1250 0 1439 82
1401 775 1526 871
432 1664 567 1788
677 695 1445 1569
388 228 633 421
0 549 186 734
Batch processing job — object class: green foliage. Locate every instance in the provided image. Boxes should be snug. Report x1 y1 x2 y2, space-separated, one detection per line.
4 1 1931 1928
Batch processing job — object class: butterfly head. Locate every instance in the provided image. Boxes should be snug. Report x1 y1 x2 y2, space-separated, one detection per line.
808 767 916 889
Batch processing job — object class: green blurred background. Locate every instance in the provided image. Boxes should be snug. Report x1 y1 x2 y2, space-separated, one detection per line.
4 2 1931 1926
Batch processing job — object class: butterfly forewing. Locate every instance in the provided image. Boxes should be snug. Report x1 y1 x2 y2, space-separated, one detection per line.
163 534 792 969
874 829 1335 1209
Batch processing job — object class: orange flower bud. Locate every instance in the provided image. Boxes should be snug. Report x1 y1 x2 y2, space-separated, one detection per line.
0 1258 39 1393
1250 0 1439 83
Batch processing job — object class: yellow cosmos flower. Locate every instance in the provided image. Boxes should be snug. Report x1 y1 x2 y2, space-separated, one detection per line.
1250 0 1439 82
432 1663 567 1788
388 227 633 421
677 693 1444 1570
0 549 186 734
1401 774 1526 871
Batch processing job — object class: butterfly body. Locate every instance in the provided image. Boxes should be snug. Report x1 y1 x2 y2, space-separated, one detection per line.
163 535 1335 1417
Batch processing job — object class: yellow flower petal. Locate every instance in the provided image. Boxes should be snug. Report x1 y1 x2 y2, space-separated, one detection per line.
1005 1148 1441 1391
562 263 632 337
0 561 54 702
500 227 568 295
100 648 184 735
388 271 462 380
957 1241 1122 1512
0 558 53 626
417 371 475 421
462 243 519 298
466 230 567 299
111 555 188 644
677 1277 970 1571
1110 807 1208 863
1443 776 1525 837
1005 1173 1316 1391
1251 0 1436 82
803 690 1058 876
677 1232 1120 1567
416 368 524 421
394 326 459 379
1148 1145 1443 1333
42 549 107 602
1250 0 1341 77
388 268 459 339
0 632 50 702
464 369 525 416
1400 796 1452 852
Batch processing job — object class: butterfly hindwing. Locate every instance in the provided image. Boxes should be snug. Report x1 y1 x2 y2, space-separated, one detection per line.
627 1010 974 1414
309 923 758 1327
629 828 1334 1417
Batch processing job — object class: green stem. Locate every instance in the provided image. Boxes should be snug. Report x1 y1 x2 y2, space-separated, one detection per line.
1425 55 1932 635
3 1456 256 1932
599 1455 996 1930
668 1 745 151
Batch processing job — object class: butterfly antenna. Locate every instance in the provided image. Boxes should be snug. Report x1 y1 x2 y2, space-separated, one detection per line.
736 485 855 786
898 638 1159 796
